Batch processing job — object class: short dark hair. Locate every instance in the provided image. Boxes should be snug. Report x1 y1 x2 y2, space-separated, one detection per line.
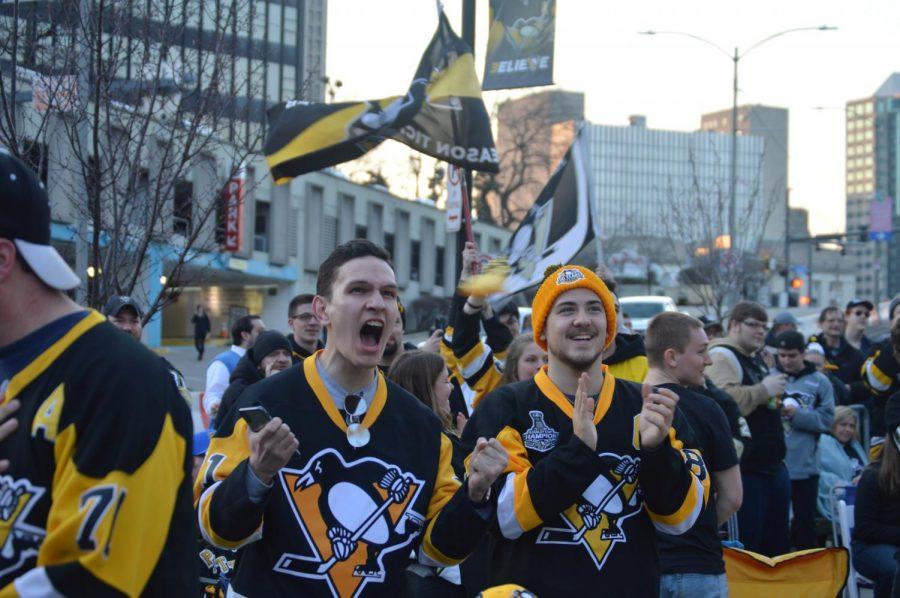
231 314 260 346
316 239 393 299
646 312 704 368
728 301 768 330
288 293 316 317
818 305 842 324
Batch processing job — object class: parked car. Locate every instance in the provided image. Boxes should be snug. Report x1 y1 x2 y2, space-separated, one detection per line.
619 295 678 334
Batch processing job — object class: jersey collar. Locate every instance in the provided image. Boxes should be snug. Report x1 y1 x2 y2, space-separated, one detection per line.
534 364 615 425
4 310 105 402
303 351 388 434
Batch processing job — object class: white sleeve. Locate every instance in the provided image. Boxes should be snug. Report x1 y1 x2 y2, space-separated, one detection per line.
203 361 229 415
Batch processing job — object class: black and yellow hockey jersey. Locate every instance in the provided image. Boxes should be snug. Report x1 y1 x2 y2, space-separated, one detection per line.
196 353 492 597
0 310 195 595
463 366 709 596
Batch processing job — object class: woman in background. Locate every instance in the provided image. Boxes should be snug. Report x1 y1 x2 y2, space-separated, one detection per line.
817 406 868 520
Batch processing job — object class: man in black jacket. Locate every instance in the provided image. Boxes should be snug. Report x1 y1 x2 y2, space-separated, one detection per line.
212 330 292 428
286 293 323 362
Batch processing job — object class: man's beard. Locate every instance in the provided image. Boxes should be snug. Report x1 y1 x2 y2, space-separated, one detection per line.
549 344 602 372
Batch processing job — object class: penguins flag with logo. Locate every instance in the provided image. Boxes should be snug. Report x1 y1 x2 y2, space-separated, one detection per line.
503 130 594 295
483 0 556 90
264 11 499 184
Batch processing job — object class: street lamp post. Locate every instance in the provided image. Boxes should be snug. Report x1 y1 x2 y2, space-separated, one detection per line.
639 26 836 257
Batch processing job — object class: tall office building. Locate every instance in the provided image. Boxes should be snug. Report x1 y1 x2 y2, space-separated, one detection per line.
700 105 788 248
0 0 327 131
845 73 900 300
585 116 765 249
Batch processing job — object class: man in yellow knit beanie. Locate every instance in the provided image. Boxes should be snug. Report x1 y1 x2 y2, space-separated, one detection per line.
462 264 709 596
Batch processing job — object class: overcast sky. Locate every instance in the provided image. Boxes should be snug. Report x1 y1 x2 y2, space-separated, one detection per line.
326 0 900 235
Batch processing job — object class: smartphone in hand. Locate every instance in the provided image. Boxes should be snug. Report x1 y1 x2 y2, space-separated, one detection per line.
239 405 273 433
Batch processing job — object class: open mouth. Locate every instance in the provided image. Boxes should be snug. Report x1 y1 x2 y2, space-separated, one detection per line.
569 333 595 342
360 319 385 349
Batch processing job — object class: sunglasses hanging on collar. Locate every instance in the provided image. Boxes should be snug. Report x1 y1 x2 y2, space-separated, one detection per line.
344 394 370 448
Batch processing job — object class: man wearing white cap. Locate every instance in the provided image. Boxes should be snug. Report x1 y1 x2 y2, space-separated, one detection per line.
0 150 194 594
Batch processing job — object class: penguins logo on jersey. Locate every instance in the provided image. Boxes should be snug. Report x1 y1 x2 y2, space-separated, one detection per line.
536 453 641 570
0 476 46 579
274 449 426 597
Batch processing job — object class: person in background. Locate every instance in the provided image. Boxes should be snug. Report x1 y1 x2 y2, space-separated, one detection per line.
766 312 800 346
499 334 547 386
103 294 192 404
596 271 649 383
773 330 835 549
389 350 473 597
212 330 293 428
816 406 868 520
845 299 875 354
378 298 423 371
862 308 900 457
707 301 790 556
286 293 323 362
808 306 867 404
851 394 900 598
806 342 851 406
202 314 264 420
645 312 742 598
449 243 513 412
764 312 800 365
704 321 725 341
496 301 521 339
193 304 212 360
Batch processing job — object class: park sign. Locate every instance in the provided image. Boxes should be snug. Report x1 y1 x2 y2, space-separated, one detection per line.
223 167 245 252
264 10 497 184
482 0 556 91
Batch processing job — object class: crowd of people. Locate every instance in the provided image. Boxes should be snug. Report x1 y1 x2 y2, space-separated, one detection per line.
1 150 899 596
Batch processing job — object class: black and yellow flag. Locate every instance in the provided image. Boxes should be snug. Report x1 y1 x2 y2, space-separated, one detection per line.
265 11 498 184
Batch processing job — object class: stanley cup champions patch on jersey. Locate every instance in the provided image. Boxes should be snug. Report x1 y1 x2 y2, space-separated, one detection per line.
522 411 559 452
273 448 426 597
536 453 642 570
0 476 46 579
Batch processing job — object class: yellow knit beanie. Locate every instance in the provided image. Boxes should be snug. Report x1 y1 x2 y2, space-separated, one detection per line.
531 265 617 351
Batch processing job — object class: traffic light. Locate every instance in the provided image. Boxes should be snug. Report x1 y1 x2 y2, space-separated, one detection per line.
791 277 803 289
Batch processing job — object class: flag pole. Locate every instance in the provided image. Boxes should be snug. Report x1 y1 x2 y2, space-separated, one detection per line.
460 171 475 244
455 0 477 282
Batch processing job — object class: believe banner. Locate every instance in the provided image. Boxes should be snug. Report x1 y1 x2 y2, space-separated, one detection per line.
482 0 556 91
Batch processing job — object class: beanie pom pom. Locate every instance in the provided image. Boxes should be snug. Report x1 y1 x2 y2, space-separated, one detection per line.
543 264 563 280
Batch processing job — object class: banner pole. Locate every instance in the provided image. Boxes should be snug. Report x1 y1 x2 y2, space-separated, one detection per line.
455 0 477 283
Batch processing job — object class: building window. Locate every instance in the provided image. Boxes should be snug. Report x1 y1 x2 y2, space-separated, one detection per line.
173 180 193 236
385 232 395 261
255 201 270 252
410 239 421 282
435 246 445 287
355 225 368 239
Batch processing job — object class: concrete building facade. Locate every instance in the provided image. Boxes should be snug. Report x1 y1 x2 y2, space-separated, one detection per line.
700 105 789 249
584 116 766 250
